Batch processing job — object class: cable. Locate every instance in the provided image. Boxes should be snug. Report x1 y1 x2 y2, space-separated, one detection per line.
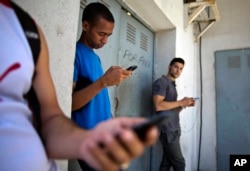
197 22 203 171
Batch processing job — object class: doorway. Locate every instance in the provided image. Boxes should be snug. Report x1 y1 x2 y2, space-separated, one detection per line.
215 48 250 171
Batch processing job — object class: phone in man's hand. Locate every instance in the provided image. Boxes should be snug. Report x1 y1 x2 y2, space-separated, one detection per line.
132 114 169 140
126 65 137 71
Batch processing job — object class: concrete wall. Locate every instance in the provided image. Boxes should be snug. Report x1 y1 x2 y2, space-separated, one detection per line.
176 25 201 171
13 0 79 116
13 1 80 170
154 0 184 28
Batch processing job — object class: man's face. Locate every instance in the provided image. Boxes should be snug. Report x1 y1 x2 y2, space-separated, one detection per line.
168 62 184 79
83 17 114 49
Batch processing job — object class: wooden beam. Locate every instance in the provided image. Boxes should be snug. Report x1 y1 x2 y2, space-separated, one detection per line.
186 0 220 41
188 0 215 9
196 20 215 41
212 2 220 21
188 5 207 24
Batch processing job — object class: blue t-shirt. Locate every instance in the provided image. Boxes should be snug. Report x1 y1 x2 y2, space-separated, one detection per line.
153 75 180 132
71 42 111 129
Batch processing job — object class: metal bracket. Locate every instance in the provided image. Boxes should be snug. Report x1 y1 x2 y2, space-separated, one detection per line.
186 0 220 41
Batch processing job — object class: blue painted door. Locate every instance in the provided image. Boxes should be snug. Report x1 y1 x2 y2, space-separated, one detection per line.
215 49 250 171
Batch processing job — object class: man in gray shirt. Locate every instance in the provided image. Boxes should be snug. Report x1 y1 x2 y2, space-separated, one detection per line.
153 57 196 171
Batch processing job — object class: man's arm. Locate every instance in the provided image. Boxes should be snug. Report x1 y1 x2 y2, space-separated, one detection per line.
153 95 182 112
72 77 105 111
153 95 195 112
33 25 158 171
72 66 132 111
33 25 86 158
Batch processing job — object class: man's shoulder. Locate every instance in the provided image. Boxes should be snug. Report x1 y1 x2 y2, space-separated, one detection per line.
76 42 97 57
154 75 170 84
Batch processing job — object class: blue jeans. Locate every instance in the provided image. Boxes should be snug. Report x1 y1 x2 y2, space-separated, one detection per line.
159 131 185 171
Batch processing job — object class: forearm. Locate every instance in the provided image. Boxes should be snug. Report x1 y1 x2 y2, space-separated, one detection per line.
155 100 182 111
41 114 87 159
72 78 105 110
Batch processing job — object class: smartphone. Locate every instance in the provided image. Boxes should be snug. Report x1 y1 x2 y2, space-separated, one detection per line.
132 114 169 140
193 97 199 100
126 65 137 71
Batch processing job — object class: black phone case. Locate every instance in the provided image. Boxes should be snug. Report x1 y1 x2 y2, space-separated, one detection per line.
132 114 169 140
126 65 137 71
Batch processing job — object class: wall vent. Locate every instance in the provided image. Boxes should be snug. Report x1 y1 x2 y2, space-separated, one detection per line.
126 23 136 44
227 56 241 69
140 32 148 51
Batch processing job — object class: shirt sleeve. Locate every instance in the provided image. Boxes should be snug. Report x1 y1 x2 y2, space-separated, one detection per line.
153 78 168 97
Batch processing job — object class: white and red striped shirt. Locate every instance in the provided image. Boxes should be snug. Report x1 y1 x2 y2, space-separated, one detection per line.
0 1 59 170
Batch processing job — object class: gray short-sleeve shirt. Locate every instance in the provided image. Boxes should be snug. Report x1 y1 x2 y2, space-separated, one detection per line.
153 75 180 132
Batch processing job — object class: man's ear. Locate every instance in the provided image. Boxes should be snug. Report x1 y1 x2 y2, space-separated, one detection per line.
82 21 89 31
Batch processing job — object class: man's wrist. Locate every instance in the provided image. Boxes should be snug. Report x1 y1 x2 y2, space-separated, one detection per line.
178 100 184 108
98 78 107 88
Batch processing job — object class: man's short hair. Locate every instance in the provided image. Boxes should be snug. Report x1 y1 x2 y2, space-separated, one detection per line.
169 57 185 66
82 2 115 25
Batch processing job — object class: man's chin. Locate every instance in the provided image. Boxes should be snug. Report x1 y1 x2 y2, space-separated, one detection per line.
173 75 180 78
96 45 104 49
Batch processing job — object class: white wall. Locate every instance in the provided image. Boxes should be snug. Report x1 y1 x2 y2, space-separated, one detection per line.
13 0 79 116
200 0 250 170
176 25 201 171
13 1 80 171
154 0 184 28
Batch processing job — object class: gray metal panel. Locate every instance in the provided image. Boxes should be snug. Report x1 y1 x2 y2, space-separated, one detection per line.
114 10 154 171
215 49 250 171
115 10 154 118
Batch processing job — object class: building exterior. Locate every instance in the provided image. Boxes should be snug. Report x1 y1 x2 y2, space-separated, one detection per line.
13 0 250 171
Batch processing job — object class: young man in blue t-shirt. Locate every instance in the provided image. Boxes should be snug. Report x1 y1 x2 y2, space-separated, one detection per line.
71 3 133 170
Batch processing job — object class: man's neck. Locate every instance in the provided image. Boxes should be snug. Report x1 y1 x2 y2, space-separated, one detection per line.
79 32 92 49
167 74 176 81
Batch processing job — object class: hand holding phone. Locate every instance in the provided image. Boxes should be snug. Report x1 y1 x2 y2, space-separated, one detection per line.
132 114 169 140
126 65 137 71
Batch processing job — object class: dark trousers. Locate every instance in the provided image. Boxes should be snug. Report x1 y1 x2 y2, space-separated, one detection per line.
78 160 97 171
159 131 185 171
78 160 124 171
